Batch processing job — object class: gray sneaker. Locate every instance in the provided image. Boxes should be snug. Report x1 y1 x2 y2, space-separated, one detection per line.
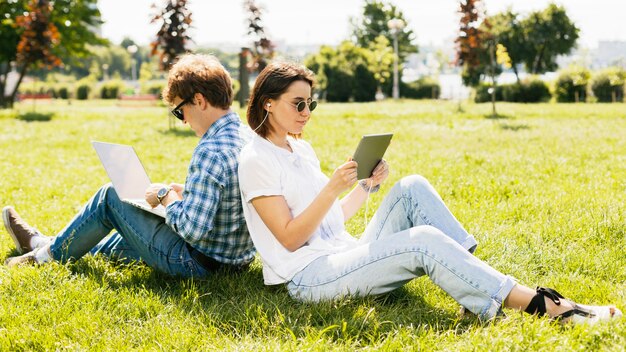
4 251 37 267
2 206 46 254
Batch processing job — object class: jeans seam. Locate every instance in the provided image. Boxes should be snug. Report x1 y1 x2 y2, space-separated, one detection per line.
374 195 408 240
51 197 108 260
293 247 496 304
108 202 176 261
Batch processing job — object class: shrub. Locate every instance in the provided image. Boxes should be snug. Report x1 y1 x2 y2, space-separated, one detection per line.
590 68 625 102
57 86 70 99
522 79 551 102
353 64 377 102
402 78 441 99
141 81 166 98
324 66 352 102
554 66 590 102
474 83 503 103
100 80 125 99
475 79 550 103
76 83 91 100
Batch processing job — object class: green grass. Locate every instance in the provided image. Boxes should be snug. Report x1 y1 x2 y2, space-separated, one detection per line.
1 99 625 350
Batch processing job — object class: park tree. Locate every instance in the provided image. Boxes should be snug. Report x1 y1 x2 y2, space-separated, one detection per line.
455 0 488 87
351 0 417 61
485 5 578 81
488 10 525 83
0 0 104 108
243 0 275 73
151 0 193 71
520 4 579 74
305 41 385 102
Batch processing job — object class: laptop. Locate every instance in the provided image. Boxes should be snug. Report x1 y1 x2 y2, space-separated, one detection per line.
92 141 166 218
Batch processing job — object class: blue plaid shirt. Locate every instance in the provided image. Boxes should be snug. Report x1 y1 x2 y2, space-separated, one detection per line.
165 112 255 265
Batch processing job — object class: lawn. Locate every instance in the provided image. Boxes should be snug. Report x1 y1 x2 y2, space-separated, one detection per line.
1 99 625 350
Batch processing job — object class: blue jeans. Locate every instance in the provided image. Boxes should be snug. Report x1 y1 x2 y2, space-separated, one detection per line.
49 184 209 278
287 175 517 320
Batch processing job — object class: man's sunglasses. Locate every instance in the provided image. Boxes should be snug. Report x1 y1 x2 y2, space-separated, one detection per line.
291 100 318 112
171 98 190 121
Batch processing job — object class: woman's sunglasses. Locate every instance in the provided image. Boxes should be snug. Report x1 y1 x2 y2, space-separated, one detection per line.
292 100 318 112
171 98 190 121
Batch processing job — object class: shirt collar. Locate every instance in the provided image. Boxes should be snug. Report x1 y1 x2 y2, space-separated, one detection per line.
202 111 240 140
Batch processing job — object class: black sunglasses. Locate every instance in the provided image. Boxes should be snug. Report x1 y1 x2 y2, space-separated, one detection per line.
292 100 318 112
171 98 190 121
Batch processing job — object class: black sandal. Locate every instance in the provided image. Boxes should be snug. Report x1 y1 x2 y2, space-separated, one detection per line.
524 287 622 325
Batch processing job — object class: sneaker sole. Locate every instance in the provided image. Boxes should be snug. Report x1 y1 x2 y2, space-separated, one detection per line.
2 206 23 255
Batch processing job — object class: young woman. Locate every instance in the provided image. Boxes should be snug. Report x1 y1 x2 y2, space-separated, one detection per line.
238 62 622 324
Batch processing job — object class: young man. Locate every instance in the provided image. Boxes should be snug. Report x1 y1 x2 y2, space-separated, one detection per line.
3 54 255 277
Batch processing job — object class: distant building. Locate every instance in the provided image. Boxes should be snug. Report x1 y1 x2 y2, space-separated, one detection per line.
595 41 626 68
3 69 19 98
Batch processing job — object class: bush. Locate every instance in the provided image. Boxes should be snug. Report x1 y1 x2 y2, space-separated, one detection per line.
57 86 70 100
76 83 91 100
141 81 166 98
352 64 377 102
522 79 551 102
590 68 625 102
475 79 550 103
324 66 352 102
554 66 590 102
100 80 125 99
401 78 441 99
474 83 503 103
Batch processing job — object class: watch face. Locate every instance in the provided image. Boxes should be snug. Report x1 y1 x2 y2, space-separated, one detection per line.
158 187 168 198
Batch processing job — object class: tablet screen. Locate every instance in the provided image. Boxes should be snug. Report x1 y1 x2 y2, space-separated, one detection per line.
352 133 393 180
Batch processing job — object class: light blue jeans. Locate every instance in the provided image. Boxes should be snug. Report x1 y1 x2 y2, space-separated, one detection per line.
48 184 209 277
287 175 517 320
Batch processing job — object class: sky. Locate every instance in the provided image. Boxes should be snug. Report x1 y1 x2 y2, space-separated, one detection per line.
99 0 626 49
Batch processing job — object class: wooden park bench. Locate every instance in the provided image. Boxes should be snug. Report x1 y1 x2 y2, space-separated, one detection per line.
117 94 160 106
17 93 53 100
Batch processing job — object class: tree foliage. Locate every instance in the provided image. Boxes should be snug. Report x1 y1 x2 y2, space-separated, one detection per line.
150 0 192 71
482 4 579 82
305 40 395 102
15 0 61 69
520 4 579 74
243 0 275 73
351 0 418 61
455 0 488 86
0 0 104 108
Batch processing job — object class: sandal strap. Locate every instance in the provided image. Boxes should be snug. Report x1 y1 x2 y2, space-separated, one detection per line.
555 305 596 320
524 287 566 316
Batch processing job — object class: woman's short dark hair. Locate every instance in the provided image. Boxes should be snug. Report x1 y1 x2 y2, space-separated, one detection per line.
247 61 315 138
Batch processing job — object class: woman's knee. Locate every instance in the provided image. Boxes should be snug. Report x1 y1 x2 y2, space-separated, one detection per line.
396 174 433 198
408 225 450 244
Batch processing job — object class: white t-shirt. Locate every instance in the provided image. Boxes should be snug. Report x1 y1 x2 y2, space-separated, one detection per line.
239 135 358 284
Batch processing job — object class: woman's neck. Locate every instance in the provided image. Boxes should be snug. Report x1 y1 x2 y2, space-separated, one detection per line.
265 133 292 152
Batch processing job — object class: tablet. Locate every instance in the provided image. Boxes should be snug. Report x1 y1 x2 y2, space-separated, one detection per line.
353 133 393 180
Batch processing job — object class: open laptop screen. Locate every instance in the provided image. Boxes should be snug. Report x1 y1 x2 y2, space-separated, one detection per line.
92 141 152 200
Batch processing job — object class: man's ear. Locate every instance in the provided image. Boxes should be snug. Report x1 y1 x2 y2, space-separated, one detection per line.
194 93 208 109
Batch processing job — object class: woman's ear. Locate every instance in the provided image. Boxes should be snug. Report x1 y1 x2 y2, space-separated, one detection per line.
264 100 272 112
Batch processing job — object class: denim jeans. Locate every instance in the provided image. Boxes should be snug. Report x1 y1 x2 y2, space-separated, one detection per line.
287 175 517 320
49 184 209 278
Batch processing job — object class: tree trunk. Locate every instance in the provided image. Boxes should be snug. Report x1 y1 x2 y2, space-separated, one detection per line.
9 62 30 108
511 61 521 84
0 62 9 109
532 44 546 75
489 42 497 117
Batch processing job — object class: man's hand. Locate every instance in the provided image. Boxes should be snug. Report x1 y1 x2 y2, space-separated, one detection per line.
169 183 184 199
145 183 169 208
